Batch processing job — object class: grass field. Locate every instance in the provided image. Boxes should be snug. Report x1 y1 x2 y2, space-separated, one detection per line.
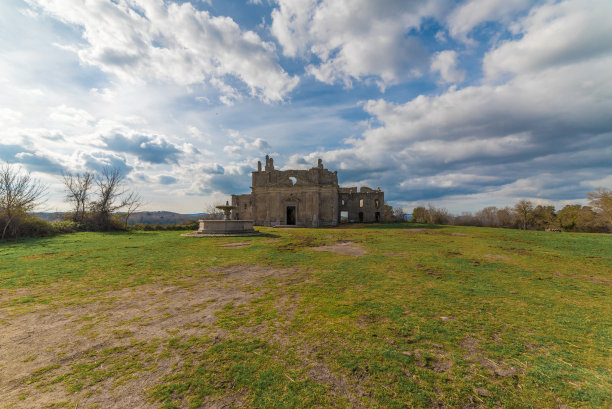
0 224 610 408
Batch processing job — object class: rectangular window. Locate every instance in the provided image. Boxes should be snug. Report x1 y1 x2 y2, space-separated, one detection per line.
359 199 364 208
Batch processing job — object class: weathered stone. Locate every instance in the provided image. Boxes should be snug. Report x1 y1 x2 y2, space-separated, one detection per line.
231 156 385 227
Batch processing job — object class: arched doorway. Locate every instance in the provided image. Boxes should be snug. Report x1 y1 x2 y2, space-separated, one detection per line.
358 212 364 222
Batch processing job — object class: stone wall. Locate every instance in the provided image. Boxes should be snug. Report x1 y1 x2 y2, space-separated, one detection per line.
339 187 384 223
231 156 384 227
231 194 253 221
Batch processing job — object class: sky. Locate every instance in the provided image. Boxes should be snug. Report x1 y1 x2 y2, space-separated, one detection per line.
1 0 611 214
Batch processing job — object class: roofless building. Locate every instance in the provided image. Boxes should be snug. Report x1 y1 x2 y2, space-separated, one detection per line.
231 156 384 227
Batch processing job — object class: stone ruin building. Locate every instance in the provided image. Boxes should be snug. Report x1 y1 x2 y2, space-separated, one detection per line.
231 155 384 227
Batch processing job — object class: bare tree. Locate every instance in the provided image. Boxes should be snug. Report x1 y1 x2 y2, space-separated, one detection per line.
428 203 451 225
120 191 143 228
63 171 93 223
89 168 140 231
202 203 224 220
0 165 47 239
393 206 406 222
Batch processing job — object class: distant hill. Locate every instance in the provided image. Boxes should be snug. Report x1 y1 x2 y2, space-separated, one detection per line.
32 212 65 222
126 211 205 225
32 211 208 225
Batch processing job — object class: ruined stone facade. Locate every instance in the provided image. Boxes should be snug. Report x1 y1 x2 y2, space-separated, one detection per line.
231 156 384 227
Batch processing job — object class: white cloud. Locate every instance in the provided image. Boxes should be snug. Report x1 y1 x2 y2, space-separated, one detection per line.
287 0 612 208
447 0 532 43
28 0 299 103
0 108 23 126
484 0 612 78
271 0 444 89
223 131 271 156
430 50 465 84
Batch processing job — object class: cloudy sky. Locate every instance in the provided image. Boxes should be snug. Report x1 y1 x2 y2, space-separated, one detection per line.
1 0 611 213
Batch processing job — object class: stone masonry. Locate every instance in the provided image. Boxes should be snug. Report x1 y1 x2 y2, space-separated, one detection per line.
231 156 384 227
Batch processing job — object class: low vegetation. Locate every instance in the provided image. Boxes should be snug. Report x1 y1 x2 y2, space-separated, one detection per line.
1 224 610 408
408 189 612 233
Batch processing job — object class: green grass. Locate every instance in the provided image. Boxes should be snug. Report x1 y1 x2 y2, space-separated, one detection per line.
1 224 610 408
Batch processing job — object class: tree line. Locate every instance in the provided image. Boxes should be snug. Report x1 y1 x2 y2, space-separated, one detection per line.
405 189 612 232
0 165 142 240
1 162 610 239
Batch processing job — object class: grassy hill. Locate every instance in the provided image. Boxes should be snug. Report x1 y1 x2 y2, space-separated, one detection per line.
0 225 610 408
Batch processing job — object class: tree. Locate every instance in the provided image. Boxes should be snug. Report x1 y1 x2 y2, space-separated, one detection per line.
202 203 224 220
89 168 140 231
0 165 47 239
119 191 143 228
557 204 580 231
588 188 612 227
514 200 534 230
475 206 499 227
412 206 428 223
63 171 93 224
531 205 557 230
556 204 606 232
393 206 406 222
428 204 451 225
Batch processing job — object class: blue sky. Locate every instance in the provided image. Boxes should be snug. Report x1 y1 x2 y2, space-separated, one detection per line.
1 0 611 213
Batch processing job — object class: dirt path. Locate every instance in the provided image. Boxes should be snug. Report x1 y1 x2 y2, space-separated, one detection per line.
0 265 298 408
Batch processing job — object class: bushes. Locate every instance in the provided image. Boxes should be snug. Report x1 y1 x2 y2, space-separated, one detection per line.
130 221 198 231
0 216 81 240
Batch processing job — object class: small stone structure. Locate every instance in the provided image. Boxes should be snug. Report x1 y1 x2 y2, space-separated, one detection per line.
186 201 256 236
232 156 385 227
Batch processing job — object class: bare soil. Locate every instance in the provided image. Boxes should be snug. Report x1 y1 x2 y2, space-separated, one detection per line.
484 254 511 261
310 241 369 257
459 337 520 378
0 265 299 408
217 241 251 248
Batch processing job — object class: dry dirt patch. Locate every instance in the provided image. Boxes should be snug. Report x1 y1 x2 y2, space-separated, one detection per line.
459 336 520 378
217 241 251 248
0 264 299 408
310 241 369 257
484 254 511 262
404 228 430 233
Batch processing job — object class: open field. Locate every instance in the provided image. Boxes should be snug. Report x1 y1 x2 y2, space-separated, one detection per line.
0 224 610 408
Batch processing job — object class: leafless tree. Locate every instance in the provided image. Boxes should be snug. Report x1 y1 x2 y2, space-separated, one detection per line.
393 206 406 222
63 171 93 223
202 203 224 220
120 191 143 228
0 165 47 239
89 167 141 230
427 203 451 225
